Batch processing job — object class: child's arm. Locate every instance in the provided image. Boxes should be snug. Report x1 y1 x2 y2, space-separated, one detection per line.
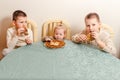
25 29 33 44
92 31 117 57
91 31 106 49
7 28 18 49
42 36 54 42
102 39 117 56
96 38 117 57
72 32 87 43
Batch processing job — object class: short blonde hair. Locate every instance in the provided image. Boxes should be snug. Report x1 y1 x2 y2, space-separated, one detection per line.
54 25 66 34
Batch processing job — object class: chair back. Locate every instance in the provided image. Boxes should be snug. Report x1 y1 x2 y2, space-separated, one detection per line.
42 19 71 40
101 24 114 38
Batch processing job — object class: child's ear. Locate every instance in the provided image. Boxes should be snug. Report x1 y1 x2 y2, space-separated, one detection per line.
12 21 15 26
99 22 101 29
64 31 66 39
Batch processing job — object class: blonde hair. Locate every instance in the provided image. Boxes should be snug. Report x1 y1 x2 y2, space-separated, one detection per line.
54 25 66 34
53 25 67 39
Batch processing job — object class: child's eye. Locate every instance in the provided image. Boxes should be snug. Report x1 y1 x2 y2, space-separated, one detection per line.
92 24 95 26
86 25 90 27
20 21 24 23
55 33 58 35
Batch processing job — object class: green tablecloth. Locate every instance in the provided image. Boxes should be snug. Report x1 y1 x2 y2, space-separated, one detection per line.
0 40 120 80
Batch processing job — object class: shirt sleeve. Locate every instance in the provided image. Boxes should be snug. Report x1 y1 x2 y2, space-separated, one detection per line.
7 28 18 49
27 29 33 43
102 38 117 57
99 31 117 56
72 32 82 43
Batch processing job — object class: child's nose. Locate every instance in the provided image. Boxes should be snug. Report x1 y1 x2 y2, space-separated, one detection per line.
90 26 93 30
23 23 27 26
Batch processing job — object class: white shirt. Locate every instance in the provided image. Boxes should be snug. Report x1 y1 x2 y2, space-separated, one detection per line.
72 28 117 56
7 27 33 49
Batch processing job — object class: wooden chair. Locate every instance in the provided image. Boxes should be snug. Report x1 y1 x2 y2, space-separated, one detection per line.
41 19 71 40
101 24 114 38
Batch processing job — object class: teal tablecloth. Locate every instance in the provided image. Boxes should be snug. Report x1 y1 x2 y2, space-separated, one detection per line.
0 40 120 80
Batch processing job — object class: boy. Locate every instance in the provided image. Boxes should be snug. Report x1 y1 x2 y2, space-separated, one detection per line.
72 12 117 58
2 10 33 56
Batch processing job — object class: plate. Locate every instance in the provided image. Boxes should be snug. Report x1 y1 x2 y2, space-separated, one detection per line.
44 40 65 48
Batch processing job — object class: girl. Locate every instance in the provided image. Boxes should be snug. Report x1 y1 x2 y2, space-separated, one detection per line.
42 25 66 41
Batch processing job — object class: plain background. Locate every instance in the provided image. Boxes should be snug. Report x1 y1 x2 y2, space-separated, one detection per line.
0 0 120 58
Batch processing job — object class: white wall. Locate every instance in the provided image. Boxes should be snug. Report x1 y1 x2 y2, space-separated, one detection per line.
0 0 120 57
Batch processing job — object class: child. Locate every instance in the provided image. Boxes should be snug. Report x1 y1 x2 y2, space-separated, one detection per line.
2 10 33 56
72 12 117 57
42 25 66 42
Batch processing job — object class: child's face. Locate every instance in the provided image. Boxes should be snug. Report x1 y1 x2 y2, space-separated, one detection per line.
54 29 65 40
85 18 100 33
13 16 27 29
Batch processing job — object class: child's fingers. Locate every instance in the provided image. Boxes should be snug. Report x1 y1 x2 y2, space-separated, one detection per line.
80 34 87 41
75 37 81 42
91 32 99 39
17 28 25 35
25 39 32 44
45 37 52 41
75 34 87 42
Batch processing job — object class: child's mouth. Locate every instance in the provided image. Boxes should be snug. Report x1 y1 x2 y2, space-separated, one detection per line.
90 30 94 33
90 31 92 33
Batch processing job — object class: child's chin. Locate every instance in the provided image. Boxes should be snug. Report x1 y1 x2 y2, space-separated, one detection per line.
57 39 63 41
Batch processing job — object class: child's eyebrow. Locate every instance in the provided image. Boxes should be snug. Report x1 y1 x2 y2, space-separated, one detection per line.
86 25 90 27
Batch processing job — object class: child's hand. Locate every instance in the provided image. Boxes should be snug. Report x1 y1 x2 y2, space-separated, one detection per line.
91 31 100 41
45 37 52 42
25 38 32 45
17 28 26 36
77 34 87 42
